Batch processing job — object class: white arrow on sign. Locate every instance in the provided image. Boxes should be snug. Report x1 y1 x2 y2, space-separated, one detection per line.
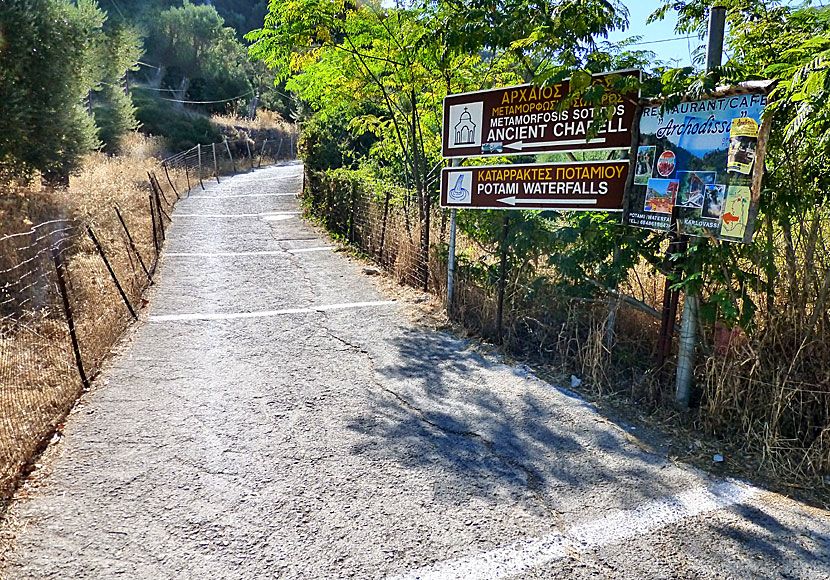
503 138 607 151
498 197 599 206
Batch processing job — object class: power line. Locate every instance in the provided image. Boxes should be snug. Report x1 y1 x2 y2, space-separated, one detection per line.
158 88 256 105
624 35 697 47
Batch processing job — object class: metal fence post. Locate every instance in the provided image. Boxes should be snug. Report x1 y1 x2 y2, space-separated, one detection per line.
197 144 205 190
212 142 220 183
86 226 138 320
148 172 171 208
149 194 160 257
246 140 253 170
184 156 192 193
115 205 153 285
162 162 180 201
224 140 237 174
52 244 90 391
259 139 267 167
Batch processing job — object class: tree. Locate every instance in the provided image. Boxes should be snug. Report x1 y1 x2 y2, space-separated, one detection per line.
144 1 253 113
0 0 142 182
0 0 106 183
92 24 144 151
249 1 478 288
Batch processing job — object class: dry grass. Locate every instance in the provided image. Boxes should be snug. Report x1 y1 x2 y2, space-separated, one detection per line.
303 167 830 502
0 131 188 504
0 128 299 506
211 110 294 133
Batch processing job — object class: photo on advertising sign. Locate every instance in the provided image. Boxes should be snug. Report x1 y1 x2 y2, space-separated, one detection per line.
624 91 768 243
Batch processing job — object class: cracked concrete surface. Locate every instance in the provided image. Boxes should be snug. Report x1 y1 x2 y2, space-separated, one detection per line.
2 163 828 579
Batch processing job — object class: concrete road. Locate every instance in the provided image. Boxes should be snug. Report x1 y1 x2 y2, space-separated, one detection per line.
3 163 828 579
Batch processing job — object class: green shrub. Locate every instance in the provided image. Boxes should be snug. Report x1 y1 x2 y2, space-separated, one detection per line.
133 89 220 152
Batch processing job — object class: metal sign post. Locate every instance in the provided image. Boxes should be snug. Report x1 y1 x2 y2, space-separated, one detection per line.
675 5 727 410
440 70 639 319
446 159 461 315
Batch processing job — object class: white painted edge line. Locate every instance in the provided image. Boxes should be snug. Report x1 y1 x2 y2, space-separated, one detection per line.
262 214 297 221
389 480 758 580
287 246 332 254
189 193 298 199
165 251 287 257
173 211 302 218
149 300 396 322
163 247 331 257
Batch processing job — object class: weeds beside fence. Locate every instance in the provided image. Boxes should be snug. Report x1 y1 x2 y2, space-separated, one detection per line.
0 132 297 503
302 166 830 491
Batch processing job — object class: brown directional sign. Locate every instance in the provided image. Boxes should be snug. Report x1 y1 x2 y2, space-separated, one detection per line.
442 69 639 159
440 161 628 211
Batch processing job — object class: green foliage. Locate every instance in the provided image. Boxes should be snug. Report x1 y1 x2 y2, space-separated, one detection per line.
251 0 657 297
0 0 143 181
428 0 629 78
97 0 267 38
132 89 220 150
143 1 253 114
93 24 144 151
0 0 100 182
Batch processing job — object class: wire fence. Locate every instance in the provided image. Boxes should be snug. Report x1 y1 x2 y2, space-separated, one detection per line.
301 168 655 359
301 166 830 487
0 134 297 502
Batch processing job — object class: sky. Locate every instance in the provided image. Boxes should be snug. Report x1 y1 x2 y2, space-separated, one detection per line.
606 1 699 68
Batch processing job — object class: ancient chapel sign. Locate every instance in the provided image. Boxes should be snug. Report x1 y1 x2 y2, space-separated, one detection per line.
442 70 639 158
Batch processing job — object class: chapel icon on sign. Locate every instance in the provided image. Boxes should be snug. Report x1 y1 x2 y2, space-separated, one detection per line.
454 107 477 145
447 102 483 149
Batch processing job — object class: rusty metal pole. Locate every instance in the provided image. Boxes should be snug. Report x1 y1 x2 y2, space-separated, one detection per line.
52 244 90 391
212 143 220 183
86 226 138 320
115 205 152 285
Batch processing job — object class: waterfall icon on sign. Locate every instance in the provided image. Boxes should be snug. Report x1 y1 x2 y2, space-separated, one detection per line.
447 171 472 204
448 103 483 149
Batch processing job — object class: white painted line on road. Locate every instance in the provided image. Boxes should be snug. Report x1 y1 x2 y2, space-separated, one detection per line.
390 481 758 580
287 247 332 254
165 251 286 257
173 211 302 218
163 247 330 257
174 213 262 217
149 300 396 322
262 214 296 221
190 193 298 199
